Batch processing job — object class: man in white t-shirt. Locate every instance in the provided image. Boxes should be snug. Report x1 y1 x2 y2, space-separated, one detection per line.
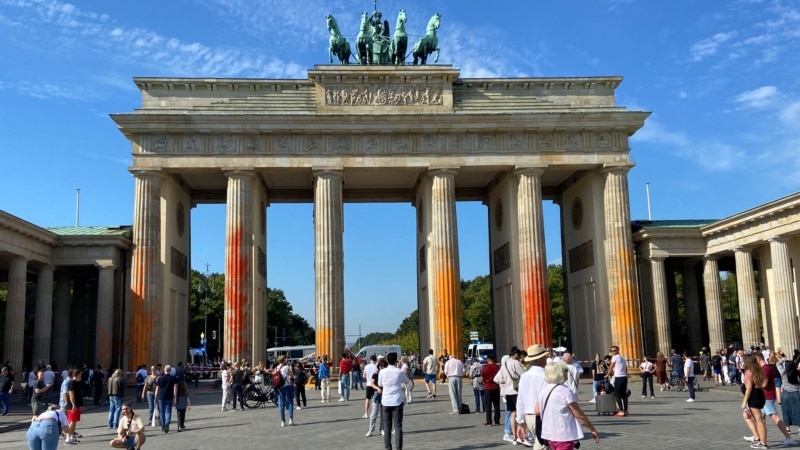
606 345 628 417
422 349 439 399
363 355 378 419
683 351 696 402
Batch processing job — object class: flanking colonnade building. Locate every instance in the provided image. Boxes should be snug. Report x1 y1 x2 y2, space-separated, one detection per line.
1 65 798 372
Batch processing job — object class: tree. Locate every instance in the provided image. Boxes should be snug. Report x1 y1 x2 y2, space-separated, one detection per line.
548 264 567 346
266 288 314 347
461 275 492 349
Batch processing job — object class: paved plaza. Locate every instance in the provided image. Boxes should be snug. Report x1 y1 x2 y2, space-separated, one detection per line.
0 378 789 449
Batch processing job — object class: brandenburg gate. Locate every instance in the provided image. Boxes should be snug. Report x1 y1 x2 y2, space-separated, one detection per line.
111 65 649 367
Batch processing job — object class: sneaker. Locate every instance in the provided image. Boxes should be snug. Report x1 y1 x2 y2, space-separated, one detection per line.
381 430 385 436
365 431 372 437
686 398 695 402
615 412 626 417
338 398 345 402
280 421 285 427
781 438 794 446
362 414 368 419
744 436 756 442
288 418 294 425
503 434 515 443
516 438 533 447
589 399 596 403
651 396 655 398
751 442 768 449
642 395 646 398
426 393 433 399
297 406 302 410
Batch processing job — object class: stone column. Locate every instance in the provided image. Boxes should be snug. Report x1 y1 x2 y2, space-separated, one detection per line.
602 164 643 361
130 170 163 369
52 271 71 368
4 257 27 371
429 169 462 355
515 167 551 346
314 170 345 364
734 248 760 347
682 261 702 353
32 265 54 365
649 257 672 356
95 262 117 367
702 257 725 352
225 170 255 362
769 238 799 351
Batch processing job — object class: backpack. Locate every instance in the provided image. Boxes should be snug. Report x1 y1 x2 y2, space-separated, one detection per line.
136 372 145 384
272 366 285 389
786 360 800 385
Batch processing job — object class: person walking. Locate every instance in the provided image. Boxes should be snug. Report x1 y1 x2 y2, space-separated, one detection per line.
514 344 549 450
107 369 125 429
219 361 231 411
742 354 769 449
31 370 50 418
535 361 600 449
639 356 655 398
745 352 794 447
365 358 387 437
400 356 413 404
481 354 501 426
66 368 85 445
363 354 378 418
444 355 464 415
26 404 69 450
134 364 147 404
1 365 14 416
378 352 409 450
683 352 696 402
606 345 629 416
153 364 177 433
275 356 295 426
175 379 191 431
230 361 245 412
469 358 485 414
422 349 438 399
589 353 606 403
655 351 669 391
338 353 353 402
109 403 146 450
293 361 307 409
142 366 157 424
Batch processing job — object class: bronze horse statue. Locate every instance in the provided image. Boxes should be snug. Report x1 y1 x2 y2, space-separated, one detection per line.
326 14 351 64
390 9 407 65
412 13 440 65
356 12 372 65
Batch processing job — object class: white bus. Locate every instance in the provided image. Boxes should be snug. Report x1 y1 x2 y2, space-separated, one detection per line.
267 345 316 363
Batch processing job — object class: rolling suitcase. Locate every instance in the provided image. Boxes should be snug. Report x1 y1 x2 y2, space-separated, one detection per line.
595 392 617 415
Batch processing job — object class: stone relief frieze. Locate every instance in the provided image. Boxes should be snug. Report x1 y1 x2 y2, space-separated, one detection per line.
138 130 626 155
324 84 443 106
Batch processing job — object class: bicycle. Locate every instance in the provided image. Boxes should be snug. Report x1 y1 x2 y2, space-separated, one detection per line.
667 373 686 391
242 382 278 408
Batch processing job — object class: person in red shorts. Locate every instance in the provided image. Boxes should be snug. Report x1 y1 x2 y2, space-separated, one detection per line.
66 368 84 445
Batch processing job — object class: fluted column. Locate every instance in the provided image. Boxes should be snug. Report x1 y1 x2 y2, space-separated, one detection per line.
515 167 551 346
735 248 760 347
649 257 671 356
314 170 345 364
130 170 163 369
702 257 725 352
769 238 799 351
32 265 55 364
4 257 28 371
95 262 116 367
225 170 255 362
429 169 462 355
682 261 702 353
52 271 71 368
602 164 643 360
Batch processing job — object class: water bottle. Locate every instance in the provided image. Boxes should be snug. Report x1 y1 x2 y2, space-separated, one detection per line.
744 407 753 419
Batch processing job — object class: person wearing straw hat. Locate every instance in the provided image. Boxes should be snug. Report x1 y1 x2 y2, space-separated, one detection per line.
515 344 550 450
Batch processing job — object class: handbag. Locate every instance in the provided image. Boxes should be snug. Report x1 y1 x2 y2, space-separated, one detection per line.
535 385 557 447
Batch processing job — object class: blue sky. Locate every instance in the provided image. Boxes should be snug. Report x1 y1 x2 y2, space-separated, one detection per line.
2 0 799 338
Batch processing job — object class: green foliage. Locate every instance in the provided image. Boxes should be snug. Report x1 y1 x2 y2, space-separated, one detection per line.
548 265 567 345
266 287 314 347
461 275 492 349
720 272 742 342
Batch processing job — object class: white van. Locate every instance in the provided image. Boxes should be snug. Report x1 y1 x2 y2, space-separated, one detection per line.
355 345 402 360
466 343 494 363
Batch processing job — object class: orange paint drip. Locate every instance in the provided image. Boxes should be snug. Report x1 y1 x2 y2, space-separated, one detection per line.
226 225 250 361
317 327 333 362
433 266 461 357
520 259 551 346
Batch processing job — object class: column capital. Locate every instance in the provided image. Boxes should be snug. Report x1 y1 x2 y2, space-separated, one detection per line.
130 169 165 180
95 259 117 270
312 168 343 178
648 256 666 262
10 256 28 264
428 167 459 177
223 168 256 179
601 162 635 175
769 236 790 244
733 247 753 255
703 255 719 262
513 165 547 177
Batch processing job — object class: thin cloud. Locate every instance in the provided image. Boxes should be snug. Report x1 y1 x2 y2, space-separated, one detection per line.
690 31 738 61
734 85 779 109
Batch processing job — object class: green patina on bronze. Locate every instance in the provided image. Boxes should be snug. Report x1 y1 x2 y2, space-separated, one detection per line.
326 1 441 65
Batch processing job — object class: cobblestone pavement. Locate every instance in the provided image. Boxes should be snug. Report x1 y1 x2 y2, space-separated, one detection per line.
0 379 792 449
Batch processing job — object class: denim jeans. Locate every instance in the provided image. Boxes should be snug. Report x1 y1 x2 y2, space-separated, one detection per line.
340 373 351 400
277 385 294 422
26 419 60 450
473 387 485 413
232 384 243 410
108 395 123 428
0 392 10 415
146 393 155 423
157 399 173 428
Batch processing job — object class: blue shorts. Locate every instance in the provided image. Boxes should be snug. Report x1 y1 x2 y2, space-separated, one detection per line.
424 374 437 383
764 399 778 416
775 377 783 388
713 368 721 375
